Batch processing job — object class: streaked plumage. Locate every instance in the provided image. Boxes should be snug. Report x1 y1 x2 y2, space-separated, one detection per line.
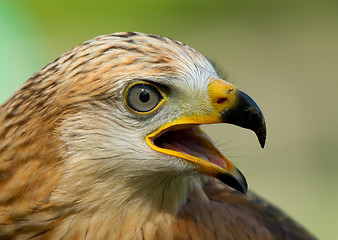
0 32 315 239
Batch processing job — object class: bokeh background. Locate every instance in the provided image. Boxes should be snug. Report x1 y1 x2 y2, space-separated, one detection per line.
1 1 337 239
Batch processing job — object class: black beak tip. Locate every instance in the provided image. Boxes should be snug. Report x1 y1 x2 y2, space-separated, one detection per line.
260 137 266 148
217 169 248 194
257 122 266 149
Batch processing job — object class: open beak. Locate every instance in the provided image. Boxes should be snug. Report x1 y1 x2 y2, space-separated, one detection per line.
146 78 266 194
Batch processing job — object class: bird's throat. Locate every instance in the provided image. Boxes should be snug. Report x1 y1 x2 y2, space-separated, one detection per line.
126 171 196 215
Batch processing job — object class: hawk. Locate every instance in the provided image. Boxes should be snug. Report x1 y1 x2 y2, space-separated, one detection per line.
0 32 315 239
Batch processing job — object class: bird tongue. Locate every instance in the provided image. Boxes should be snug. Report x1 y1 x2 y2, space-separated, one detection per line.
154 126 227 169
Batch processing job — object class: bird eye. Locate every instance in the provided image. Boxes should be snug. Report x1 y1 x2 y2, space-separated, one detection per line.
126 83 163 113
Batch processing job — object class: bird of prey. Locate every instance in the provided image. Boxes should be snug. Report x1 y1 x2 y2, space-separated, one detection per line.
0 32 315 240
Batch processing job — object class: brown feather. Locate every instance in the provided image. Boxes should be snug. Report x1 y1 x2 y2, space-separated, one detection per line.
123 180 316 240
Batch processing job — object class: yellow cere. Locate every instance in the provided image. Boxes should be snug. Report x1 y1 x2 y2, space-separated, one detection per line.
207 77 237 112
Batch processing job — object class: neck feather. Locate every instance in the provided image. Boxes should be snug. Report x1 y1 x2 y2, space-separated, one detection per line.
53 159 201 230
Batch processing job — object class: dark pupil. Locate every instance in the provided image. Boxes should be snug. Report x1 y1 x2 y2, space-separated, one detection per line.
139 90 150 102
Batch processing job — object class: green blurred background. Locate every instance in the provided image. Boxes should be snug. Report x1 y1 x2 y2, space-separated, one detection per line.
1 0 337 239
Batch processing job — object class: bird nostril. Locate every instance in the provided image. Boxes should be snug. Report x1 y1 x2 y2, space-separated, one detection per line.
217 98 227 104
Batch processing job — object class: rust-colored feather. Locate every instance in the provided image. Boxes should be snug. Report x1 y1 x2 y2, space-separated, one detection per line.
175 181 315 240
122 180 316 240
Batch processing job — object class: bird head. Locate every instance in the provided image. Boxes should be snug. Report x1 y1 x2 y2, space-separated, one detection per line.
1 32 265 216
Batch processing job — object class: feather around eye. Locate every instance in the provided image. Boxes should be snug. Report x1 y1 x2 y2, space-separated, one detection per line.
125 83 164 113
